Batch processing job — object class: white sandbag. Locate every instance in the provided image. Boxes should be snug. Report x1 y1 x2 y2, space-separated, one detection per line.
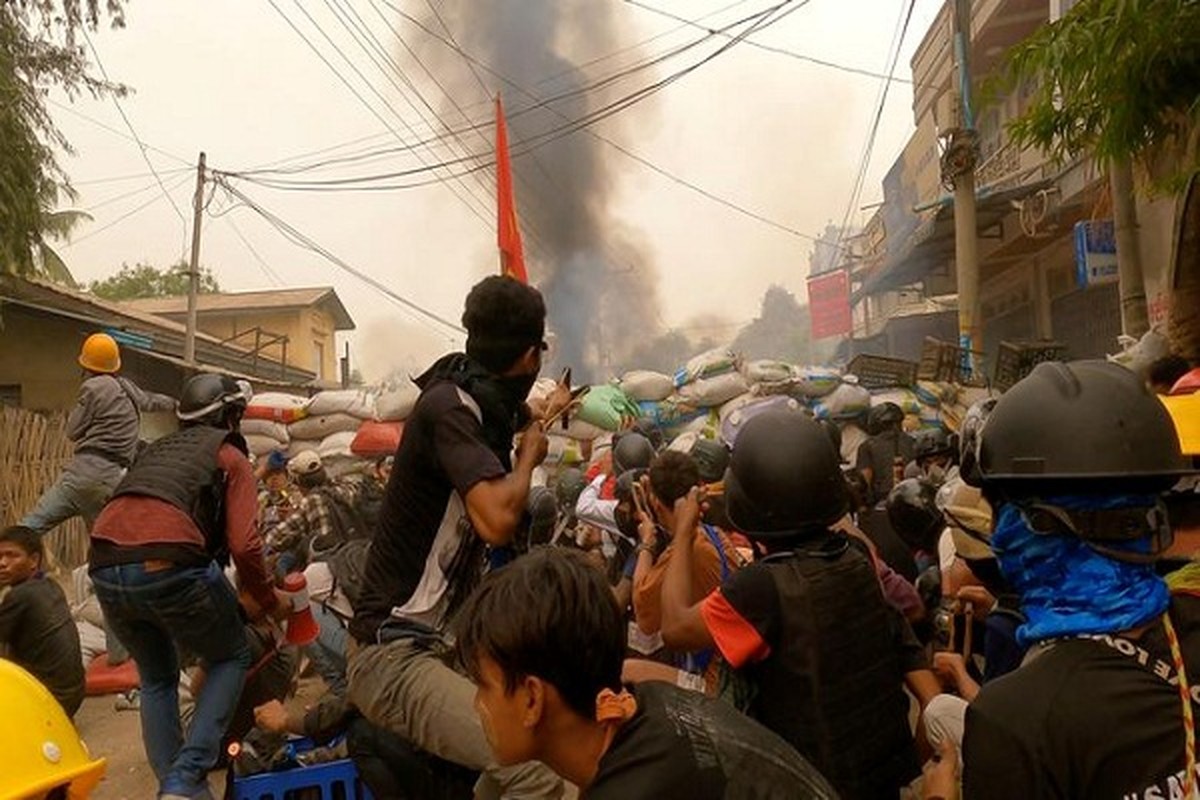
811 382 871 420
306 389 377 420
742 359 794 385
287 439 322 458
674 348 740 387
245 433 287 457
677 372 750 408
526 378 560 406
245 392 309 424
240 419 290 442
718 393 756 426
720 396 802 447
375 381 420 421
792 367 844 398
564 417 607 442
619 370 674 402
318 430 357 460
671 411 720 441
840 423 869 466
870 389 922 415
668 431 700 454
289 413 363 441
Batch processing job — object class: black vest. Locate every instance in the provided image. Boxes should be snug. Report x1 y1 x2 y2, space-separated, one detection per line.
112 425 247 562
747 536 919 800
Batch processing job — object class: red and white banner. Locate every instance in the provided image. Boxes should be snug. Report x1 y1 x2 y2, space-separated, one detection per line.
807 270 852 340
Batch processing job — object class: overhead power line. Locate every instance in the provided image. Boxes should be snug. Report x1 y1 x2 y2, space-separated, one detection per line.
221 0 803 192
215 177 466 337
81 27 190 259
624 0 925 86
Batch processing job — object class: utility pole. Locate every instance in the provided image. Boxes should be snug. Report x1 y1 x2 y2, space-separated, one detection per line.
184 151 206 366
1110 157 1149 337
946 0 981 378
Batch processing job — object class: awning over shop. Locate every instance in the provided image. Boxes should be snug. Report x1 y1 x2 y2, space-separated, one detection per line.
852 180 1053 303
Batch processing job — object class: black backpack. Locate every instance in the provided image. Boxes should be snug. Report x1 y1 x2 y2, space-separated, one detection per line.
325 537 372 610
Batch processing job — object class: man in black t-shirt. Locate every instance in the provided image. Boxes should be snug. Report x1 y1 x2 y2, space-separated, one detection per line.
961 361 1200 799
347 276 567 798
0 526 84 716
455 547 836 799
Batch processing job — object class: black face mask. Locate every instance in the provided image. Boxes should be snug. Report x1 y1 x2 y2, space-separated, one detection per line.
497 371 539 413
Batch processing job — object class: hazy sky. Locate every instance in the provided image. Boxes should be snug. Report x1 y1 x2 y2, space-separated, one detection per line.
49 0 942 380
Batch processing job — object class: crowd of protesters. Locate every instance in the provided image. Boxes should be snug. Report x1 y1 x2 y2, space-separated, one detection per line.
2 276 1199 800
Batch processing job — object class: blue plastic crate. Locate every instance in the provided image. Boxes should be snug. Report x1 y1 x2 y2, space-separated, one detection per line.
231 753 374 800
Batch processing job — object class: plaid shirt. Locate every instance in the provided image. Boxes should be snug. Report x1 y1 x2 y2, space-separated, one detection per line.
266 479 362 561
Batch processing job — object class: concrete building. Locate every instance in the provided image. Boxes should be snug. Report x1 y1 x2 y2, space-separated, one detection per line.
0 277 326 413
121 287 354 385
839 0 1192 373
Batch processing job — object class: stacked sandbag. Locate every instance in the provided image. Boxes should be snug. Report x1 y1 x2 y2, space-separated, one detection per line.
243 392 308 457
810 378 871 420
290 388 379 473
376 380 420 422
720 395 804 446
574 385 641 435
618 370 674 403
351 420 404 458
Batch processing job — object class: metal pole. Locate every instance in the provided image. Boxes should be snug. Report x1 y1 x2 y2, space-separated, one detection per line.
950 0 982 377
1110 157 1149 337
184 152 206 366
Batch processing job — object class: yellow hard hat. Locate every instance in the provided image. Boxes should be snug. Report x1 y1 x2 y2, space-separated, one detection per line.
1161 393 1200 456
0 659 105 799
78 333 120 374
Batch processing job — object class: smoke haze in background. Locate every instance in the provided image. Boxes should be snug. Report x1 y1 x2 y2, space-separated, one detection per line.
422 0 663 383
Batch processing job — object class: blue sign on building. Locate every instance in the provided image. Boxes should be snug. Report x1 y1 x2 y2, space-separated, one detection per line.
1073 219 1118 288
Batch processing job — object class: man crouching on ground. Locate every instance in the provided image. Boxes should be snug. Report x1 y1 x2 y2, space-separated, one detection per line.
347 275 568 798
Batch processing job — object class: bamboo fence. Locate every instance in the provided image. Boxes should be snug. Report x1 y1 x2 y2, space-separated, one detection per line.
0 407 88 569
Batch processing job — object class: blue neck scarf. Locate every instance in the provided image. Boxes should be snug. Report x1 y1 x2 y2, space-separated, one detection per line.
991 495 1169 647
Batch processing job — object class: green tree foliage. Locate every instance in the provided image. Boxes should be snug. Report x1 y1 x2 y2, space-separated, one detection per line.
89 262 220 301
732 285 819 364
995 0 1200 187
1 1 125 277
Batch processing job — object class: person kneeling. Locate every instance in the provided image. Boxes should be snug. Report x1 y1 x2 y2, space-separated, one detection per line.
454 547 836 799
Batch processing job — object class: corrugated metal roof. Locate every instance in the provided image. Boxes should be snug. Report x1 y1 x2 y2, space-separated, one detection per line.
121 286 355 330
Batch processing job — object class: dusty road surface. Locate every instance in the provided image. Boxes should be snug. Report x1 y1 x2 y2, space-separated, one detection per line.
76 676 326 799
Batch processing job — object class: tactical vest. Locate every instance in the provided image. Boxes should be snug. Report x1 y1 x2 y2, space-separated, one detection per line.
111 425 247 563
747 535 919 800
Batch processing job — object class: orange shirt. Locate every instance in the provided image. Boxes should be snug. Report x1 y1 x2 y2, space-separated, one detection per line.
632 526 736 637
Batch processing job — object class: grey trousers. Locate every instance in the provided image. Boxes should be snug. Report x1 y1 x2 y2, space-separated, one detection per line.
347 636 564 800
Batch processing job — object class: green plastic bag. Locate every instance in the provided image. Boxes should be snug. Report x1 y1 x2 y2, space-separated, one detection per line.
575 385 641 432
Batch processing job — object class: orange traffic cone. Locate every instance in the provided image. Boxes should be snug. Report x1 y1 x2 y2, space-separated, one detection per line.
282 572 320 647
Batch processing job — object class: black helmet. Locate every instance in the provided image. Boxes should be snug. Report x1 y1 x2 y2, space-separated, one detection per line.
689 438 730 483
866 402 904 435
819 419 843 461
555 467 587 512
177 373 251 427
912 428 956 461
886 478 944 554
958 397 998 486
525 486 558 548
613 432 655 475
725 410 848 538
614 469 645 504
977 360 1191 493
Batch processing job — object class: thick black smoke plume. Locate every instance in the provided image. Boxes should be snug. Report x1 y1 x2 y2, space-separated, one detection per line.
419 0 661 383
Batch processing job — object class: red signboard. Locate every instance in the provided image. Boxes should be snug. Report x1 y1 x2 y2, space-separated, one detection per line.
807 269 852 340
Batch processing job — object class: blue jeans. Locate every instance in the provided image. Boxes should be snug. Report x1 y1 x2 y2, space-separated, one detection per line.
92 561 250 798
306 603 349 696
21 470 114 533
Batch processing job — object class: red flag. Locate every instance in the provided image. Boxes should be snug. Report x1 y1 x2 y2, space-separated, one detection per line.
495 95 528 284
